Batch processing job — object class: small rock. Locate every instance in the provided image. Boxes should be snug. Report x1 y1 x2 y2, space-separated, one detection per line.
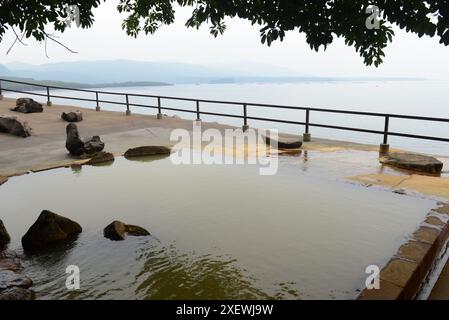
61 111 83 122
0 270 33 290
83 136 105 155
0 287 33 300
124 146 171 158
0 116 31 137
65 123 84 156
22 210 82 251
11 98 43 113
380 153 443 175
86 151 114 165
104 221 150 241
0 220 10 248
265 136 302 149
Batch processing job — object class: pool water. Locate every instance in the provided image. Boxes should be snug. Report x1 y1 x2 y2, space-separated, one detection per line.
0 153 436 299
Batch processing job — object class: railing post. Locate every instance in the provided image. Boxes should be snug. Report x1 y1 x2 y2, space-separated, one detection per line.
46 87 52 106
125 94 131 116
157 97 163 119
242 104 249 132
196 100 201 122
380 115 390 154
95 92 100 111
303 109 311 142
0 80 3 100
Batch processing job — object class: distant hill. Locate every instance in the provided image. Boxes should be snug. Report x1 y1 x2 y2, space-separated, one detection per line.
4 60 306 85
0 64 13 76
0 76 171 92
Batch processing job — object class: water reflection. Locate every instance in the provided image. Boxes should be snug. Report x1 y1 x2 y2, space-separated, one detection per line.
135 244 299 300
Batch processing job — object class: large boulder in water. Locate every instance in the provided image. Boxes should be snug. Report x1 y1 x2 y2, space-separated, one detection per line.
0 116 31 137
104 221 150 241
21 210 82 251
11 98 43 113
61 111 83 123
0 220 10 248
83 136 104 155
0 287 33 300
380 153 443 175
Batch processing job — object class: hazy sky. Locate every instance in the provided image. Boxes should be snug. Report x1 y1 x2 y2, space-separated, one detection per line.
1 1 448 79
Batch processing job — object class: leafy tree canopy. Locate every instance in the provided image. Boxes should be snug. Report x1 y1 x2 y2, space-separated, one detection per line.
1 0 448 66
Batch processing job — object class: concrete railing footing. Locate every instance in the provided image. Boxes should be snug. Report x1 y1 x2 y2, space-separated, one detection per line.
96 106 101 112
303 133 311 142
0 94 3 100
242 125 250 132
46 101 52 106
157 113 163 119
380 143 390 154
125 110 131 116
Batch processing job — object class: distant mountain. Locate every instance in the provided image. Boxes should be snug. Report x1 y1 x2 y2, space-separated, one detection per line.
0 64 13 77
0 76 171 91
4 60 306 84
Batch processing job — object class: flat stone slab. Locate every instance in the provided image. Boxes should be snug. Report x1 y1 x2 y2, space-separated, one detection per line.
380 152 443 174
265 136 302 149
124 146 171 158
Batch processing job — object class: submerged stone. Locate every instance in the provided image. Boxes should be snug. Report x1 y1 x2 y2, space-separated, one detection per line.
380 153 443 175
22 210 82 251
0 287 33 300
104 221 150 241
124 146 171 158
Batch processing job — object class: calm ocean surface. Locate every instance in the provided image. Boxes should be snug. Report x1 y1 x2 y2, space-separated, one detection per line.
7 80 449 156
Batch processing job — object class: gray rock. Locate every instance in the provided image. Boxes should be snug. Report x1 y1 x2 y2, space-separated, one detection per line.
104 221 150 241
0 220 10 248
124 146 171 158
0 270 32 290
0 252 21 272
11 98 43 113
83 136 104 154
65 123 84 156
0 116 31 137
0 287 33 300
380 153 443 175
22 210 82 252
61 111 83 122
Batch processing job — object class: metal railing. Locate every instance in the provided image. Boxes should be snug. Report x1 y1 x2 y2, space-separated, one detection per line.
1 78 449 151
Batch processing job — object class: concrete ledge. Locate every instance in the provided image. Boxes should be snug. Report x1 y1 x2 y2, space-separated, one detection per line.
358 203 449 300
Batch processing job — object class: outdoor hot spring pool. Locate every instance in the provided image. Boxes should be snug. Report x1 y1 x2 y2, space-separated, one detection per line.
0 153 436 299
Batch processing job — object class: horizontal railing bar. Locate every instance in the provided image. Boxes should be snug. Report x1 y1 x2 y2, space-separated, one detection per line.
2 78 449 123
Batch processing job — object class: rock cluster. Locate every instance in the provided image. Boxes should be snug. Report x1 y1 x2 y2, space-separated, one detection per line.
0 116 31 137
11 98 43 113
0 222 33 300
61 111 83 123
65 123 104 156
